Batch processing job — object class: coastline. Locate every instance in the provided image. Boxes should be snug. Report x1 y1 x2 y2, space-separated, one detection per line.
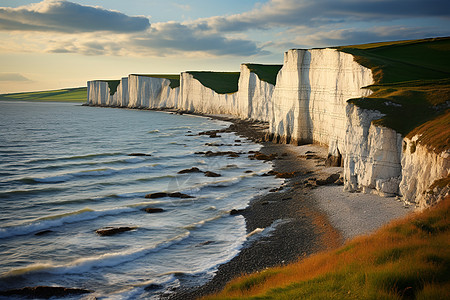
165 113 413 300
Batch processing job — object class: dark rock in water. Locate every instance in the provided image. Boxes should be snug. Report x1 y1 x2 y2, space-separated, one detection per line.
230 209 244 215
235 139 242 142
244 170 253 173
0 286 92 299
128 153 152 156
167 192 194 199
35 230 53 236
143 207 164 213
178 167 202 174
145 192 168 199
95 226 137 236
145 192 194 199
262 170 278 176
144 284 163 291
197 240 215 246
204 171 221 177
203 151 241 157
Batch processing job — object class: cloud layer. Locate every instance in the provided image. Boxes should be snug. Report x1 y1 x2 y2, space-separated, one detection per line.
0 0 150 33
1 0 449 58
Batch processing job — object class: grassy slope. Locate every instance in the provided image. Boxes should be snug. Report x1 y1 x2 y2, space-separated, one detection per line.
244 64 283 86
131 74 180 89
205 196 450 300
0 87 87 102
338 37 450 152
187 71 240 94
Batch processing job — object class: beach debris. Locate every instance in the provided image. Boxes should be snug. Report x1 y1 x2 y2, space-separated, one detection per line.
95 226 137 236
34 230 53 236
248 151 278 161
0 286 93 299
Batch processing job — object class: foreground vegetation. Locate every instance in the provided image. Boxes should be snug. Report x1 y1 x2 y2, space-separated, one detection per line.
0 87 87 102
187 71 240 94
205 196 450 300
339 37 450 151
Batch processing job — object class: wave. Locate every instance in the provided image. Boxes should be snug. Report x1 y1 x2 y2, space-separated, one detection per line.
18 165 161 184
0 206 137 239
147 129 160 134
24 152 124 164
1 231 190 278
0 187 66 198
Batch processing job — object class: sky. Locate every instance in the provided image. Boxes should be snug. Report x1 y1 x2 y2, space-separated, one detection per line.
1 0 449 93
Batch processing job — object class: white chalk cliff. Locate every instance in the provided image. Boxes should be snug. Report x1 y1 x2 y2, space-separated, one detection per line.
269 49 373 152
86 48 448 207
87 78 128 107
177 72 238 115
237 64 276 121
128 75 178 109
400 137 450 208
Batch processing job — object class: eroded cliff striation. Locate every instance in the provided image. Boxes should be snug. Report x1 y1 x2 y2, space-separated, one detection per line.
268 49 373 154
128 75 179 109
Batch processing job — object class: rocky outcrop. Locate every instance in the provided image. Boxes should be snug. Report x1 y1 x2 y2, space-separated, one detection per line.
177 72 238 115
343 104 403 196
269 48 373 154
128 75 179 109
400 136 450 208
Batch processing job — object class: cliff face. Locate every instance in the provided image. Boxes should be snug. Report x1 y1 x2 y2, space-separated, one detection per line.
87 78 128 107
237 64 276 121
177 72 238 115
85 48 448 208
400 137 450 208
128 75 178 109
269 49 373 152
343 104 403 196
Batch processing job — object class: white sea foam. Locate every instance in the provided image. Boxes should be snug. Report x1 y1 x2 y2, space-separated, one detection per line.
1 231 190 278
0 206 137 239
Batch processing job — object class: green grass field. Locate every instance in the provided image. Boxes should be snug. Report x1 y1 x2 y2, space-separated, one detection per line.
244 64 283 86
187 71 240 94
205 196 450 300
131 74 180 89
338 37 450 152
0 87 87 102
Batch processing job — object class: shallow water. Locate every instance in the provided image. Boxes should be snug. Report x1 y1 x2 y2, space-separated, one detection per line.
0 101 282 299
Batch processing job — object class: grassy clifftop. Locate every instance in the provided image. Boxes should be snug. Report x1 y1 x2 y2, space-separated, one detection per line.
205 196 450 300
244 64 283 86
338 37 450 152
131 74 180 89
0 87 87 102
187 71 240 94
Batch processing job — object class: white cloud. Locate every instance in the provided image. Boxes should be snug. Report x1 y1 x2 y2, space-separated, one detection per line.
0 0 150 33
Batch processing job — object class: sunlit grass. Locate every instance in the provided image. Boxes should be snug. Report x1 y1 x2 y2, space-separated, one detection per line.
131 74 180 88
338 37 450 151
187 71 240 94
244 64 282 86
0 87 87 102
204 196 450 300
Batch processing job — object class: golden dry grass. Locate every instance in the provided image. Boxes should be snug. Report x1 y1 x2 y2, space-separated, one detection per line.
204 197 450 300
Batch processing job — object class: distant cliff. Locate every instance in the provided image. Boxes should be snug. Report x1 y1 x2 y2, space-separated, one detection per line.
86 39 449 208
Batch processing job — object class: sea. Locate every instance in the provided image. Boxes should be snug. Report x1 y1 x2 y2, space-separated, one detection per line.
0 101 283 299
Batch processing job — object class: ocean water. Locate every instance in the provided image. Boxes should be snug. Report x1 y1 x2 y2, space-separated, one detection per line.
0 101 282 299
